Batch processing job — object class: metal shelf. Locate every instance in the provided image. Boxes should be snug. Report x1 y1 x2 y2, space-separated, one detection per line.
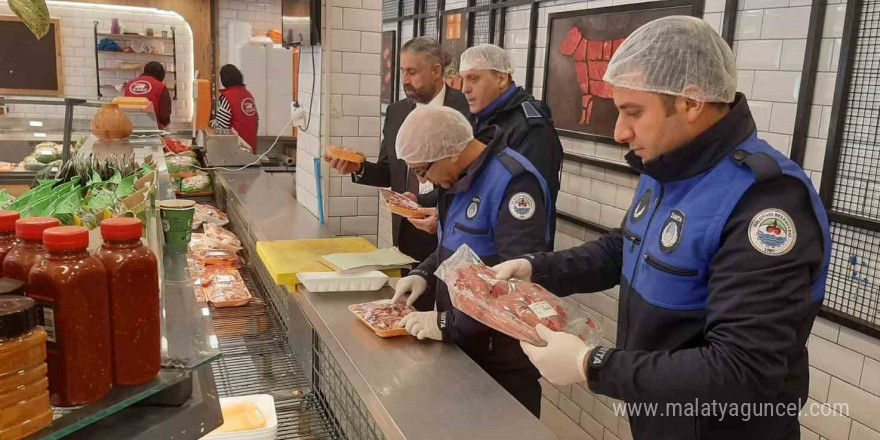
209 265 344 440
97 50 173 58
94 22 177 100
97 32 173 42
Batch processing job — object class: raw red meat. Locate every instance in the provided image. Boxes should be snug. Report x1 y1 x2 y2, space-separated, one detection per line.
590 80 613 99
575 62 589 86
579 83 590 95
559 27 582 56
449 265 571 345
588 61 609 82
587 40 604 61
573 39 588 62
603 40 613 60
350 300 414 331
612 38 625 55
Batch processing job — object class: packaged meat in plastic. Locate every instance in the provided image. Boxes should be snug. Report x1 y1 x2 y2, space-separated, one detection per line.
188 258 211 286
204 224 242 251
195 204 230 226
205 269 251 308
189 233 240 253
181 172 213 194
193 249 239 267
167 155 198 175
435 244 602 347
348 299 415 337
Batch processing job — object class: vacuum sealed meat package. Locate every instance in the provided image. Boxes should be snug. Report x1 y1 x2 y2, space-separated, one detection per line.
436 244 601 347
348 299 415 337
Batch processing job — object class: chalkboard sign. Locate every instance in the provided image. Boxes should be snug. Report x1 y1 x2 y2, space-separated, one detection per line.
0 16 63 96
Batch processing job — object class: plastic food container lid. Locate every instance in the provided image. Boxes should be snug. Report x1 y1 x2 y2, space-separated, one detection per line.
43 226 90 251
0 211 20 232
0 278 25 296
0 295 37 339
15 217 61 240
100 217 143 241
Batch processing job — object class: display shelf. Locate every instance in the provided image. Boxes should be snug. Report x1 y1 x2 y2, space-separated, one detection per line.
94 22 177 100
96 32 173 42
98 67 176 74
97 50 174 58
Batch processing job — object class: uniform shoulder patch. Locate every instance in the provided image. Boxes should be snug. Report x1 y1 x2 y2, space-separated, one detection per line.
508 192 537 220
748 209 797 256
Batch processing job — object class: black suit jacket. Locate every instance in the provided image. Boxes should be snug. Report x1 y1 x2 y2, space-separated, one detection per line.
353 88 471 264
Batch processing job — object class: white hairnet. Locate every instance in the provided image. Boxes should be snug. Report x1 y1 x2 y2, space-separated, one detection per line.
603 16 737 103
395 106 474 163
459 44 514 74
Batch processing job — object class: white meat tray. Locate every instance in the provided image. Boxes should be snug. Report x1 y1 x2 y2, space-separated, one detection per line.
297 271 389 292
202 394 277 440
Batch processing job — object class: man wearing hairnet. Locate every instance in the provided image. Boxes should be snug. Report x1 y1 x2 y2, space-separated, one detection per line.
493 16 830 439
460 44 563 219
390 105 556 417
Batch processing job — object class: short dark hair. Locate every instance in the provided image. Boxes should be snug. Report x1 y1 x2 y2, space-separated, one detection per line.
143 62 165 82
220 64 245 88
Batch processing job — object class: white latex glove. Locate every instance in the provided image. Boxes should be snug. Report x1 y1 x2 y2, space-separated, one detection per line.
391 275 428 307
520 324 591 386
492 258 533 281
399 311 442 341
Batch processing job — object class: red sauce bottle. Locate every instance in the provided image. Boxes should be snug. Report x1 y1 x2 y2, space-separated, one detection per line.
0 211 21 273
2 217 61 284
96 218 161 386
28 226 112 407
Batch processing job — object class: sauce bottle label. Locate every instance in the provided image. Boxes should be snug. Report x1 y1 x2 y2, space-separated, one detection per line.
35 301 58 348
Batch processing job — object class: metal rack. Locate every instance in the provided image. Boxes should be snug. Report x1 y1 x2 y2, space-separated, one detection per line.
209 265 344 440
92 23 178 100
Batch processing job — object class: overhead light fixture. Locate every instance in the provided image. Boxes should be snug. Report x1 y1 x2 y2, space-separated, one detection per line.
29 120 43 127
33 133 47 138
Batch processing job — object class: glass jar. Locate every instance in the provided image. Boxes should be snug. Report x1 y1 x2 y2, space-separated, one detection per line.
0 295 52 439
2 217 61 284
96 218 160 386
0 211 20 274
28 226 112 407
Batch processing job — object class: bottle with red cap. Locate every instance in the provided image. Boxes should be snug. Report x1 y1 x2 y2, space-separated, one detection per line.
0 211 20 272
95 218 160 386
2 217 61 284
27 226 111 407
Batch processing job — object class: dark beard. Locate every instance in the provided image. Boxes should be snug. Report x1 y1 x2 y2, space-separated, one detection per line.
404 84 437 104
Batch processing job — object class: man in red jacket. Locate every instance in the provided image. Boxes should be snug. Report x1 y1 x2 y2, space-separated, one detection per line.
211 64 259 153
125 61 171 128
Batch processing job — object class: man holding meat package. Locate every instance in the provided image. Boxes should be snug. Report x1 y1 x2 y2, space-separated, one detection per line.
492 17 831 439
389 105 557 417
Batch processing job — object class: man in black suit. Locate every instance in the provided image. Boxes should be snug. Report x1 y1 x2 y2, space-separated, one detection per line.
325 37 470 307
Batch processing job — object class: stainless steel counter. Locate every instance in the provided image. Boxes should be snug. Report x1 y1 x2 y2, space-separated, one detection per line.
215 170 558 440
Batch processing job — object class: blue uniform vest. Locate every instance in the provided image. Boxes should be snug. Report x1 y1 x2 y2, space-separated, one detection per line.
621 134 831 311
439 148 554 260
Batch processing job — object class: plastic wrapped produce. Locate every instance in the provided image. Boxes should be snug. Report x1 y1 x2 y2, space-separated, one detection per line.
436 244 602 347
180 172 213 194
166 156 198 175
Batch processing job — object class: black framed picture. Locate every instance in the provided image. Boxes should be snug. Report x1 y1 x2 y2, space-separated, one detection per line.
441 11 469 91
381 30 396 104
543 0 703 144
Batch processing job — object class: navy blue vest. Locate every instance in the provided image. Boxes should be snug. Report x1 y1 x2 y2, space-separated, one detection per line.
621 134 831 311
439 148 554 260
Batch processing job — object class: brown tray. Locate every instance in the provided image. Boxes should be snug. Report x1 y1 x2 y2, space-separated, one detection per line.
348 304 410 338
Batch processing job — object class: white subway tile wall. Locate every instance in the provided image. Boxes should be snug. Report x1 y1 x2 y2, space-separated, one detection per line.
0 3 194 122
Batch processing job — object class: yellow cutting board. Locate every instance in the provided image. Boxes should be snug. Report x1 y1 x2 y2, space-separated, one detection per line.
256 237 401 287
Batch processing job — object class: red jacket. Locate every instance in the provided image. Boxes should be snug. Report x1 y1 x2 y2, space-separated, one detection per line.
219 86 259 152
125 75 171 128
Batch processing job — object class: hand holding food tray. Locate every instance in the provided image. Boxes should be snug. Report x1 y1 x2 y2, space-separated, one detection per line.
436 244 602 347
327 145 366 164
379 188 428 218
348 299 415 337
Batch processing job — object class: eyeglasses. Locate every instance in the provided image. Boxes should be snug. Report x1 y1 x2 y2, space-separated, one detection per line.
409 162 434 179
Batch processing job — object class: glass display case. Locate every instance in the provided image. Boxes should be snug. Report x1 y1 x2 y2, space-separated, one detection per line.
0 96 161 188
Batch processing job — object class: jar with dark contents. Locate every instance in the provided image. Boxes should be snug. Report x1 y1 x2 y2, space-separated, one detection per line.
0 295 52 439
27 226 112 407
96 218 161 386
2 217 60 284
0 211 21 273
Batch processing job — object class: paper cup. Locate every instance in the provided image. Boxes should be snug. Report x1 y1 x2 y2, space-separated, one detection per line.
159 199 196 252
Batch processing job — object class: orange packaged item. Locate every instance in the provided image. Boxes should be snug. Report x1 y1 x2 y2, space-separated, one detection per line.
193 249 239 267
379 188 427 218
194 204 229 226
205 269 251 308
327 145 366 164
204 224 242 251
348 299 414 337
0 296 52 439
